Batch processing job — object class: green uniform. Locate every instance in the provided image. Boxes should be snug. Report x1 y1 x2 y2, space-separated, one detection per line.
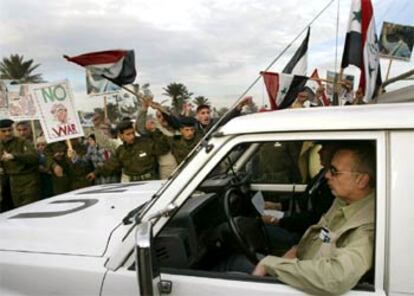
68 142 94 190
45 141 95 194
261 192 375 295
96 132 169 181
44 141 72 195
0 137 40 207
170 134 201 164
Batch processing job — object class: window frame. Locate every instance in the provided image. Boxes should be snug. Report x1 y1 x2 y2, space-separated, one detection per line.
125 130 387 294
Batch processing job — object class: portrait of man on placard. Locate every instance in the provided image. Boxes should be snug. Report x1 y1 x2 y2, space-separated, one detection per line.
379 22 414 61
51 103 69 124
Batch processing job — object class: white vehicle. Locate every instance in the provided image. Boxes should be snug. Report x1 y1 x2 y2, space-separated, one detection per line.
1 102 414 296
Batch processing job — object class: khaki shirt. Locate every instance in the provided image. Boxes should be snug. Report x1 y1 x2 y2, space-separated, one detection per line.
96 132 169 179
170 135 201 165
261 192 375 295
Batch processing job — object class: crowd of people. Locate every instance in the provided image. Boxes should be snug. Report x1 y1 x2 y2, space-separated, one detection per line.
0 84 367 213
0 95 251 212
0 88 377 294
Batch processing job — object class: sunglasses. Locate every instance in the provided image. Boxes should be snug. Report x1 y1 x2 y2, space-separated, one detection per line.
328 166 363 177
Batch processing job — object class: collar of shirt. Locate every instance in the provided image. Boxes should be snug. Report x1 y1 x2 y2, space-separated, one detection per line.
337 192 375 222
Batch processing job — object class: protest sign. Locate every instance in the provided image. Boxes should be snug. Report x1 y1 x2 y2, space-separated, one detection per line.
7 84 39 120
32 80 84 143
379 22 414 62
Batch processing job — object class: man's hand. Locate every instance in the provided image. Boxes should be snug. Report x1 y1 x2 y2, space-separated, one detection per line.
262 215 279 225
1 151 14 161
252 263 268 277
237 96 253 110
67 149 76 160
86 172 97 181
142 96 153 109
316 85 325 96
264 201 282 210
282 246 298 259
53 165 64 177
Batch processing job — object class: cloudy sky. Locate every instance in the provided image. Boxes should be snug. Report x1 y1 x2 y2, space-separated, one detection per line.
1 0 413 111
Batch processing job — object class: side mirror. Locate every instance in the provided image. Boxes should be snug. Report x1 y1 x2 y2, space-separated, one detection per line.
135 221 161 296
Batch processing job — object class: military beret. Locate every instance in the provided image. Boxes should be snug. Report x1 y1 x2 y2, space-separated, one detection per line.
179 117 196 128
0 119 14 128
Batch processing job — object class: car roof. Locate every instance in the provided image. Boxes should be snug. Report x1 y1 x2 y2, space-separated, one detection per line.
219 102 414 135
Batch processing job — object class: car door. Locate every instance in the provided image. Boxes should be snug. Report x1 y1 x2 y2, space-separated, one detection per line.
102 131 387 296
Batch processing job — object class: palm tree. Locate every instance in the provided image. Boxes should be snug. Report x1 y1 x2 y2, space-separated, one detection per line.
163 82 193 115
193 95 210 107
0 54 44 83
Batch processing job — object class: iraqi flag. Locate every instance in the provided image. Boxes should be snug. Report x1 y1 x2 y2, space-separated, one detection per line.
261 71 308 110
64 50 137 92
341 0 382 102
283 27 310 75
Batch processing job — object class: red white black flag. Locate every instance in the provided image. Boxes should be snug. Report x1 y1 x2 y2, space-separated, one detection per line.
64 50 137 89
261 71 308 110
283 27 310 75
341 0 381 102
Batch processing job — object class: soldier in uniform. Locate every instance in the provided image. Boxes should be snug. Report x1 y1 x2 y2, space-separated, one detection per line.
170 117 201 164
45 138 94 195
67 138 94 190
0 119 40 210
87 120 170 183
44 141 72 195
15 121 33 143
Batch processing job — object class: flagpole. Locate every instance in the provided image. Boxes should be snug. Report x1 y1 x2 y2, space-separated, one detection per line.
103 95 109 120
309 76 347 86
385 58 393 81
211 0 335 117
333 68 344 106
101 75 171 115
30 120 36 143
66 139 73 158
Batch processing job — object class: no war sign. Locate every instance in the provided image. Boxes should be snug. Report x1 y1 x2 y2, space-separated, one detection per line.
33 80 84 143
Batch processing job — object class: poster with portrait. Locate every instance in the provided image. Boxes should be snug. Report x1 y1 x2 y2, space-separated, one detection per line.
0 80 7 117
326 71 355 104
379 22 414 61
6 84 39 120
32 80 84 143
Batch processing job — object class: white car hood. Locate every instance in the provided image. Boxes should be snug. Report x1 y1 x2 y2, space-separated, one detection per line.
0 181 163 256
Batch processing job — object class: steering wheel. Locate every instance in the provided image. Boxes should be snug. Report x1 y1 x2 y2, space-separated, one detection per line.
223 187 269 265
